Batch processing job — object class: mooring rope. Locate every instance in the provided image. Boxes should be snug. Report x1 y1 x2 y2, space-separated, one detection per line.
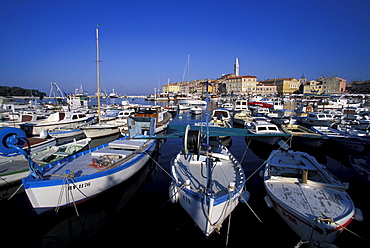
245 135 294 182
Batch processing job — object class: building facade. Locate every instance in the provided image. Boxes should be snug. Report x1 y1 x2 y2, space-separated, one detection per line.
260 78 300 95
225 75 258 95
316 76 347 94
162 83 180 93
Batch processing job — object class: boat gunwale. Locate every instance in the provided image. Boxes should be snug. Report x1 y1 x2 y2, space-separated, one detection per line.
22 136 156 188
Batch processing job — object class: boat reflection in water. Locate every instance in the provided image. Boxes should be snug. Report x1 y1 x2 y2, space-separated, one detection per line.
42 149 159 247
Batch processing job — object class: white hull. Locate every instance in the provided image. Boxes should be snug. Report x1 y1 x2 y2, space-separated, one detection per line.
170 144 246 236
48 129 84 139
23 138 156 213
178 185 243 236
22 119 89 136
81 124 120 138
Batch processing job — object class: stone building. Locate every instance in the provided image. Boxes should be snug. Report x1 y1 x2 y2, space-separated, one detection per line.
316 76 347 94
224 75 258 95
260 78 300 96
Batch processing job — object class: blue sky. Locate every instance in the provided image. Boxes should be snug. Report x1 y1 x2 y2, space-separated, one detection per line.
1 0 369 95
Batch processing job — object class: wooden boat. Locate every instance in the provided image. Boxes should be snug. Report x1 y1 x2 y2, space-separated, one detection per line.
281 124 328 148
263 149 363 247
312 126 369 153
21 116 157 214
0 137 90 189
131 105 172 133
246 121 285 145
170 125 248 236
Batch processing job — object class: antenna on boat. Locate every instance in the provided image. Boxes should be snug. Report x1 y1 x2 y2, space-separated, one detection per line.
95 24 102 125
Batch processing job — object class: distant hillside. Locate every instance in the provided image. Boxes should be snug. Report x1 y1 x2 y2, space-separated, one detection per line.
0 86 46 98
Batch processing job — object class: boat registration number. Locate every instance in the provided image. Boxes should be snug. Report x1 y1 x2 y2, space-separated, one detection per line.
68 182 91 191
282 209 297 225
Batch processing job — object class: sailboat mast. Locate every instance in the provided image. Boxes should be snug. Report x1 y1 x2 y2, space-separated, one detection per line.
96 25 101 125
205 80 212 192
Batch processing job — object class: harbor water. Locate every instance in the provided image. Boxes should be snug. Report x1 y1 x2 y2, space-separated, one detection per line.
1 98 369 247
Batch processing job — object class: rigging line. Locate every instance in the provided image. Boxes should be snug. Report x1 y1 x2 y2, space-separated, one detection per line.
6 183 23 200
244 201 263 224
225 199 232 248
245 136 293 182
240 139 251 164
144 151 175 181
68 186 80 217
55 177 67 214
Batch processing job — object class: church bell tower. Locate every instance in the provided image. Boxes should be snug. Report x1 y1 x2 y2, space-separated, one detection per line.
234 57 239 77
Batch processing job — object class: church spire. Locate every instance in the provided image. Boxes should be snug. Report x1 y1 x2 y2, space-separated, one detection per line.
234 57 239 76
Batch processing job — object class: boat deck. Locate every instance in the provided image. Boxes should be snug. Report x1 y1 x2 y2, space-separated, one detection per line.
265 177 354 221
42 139 149 179
172 147 243 197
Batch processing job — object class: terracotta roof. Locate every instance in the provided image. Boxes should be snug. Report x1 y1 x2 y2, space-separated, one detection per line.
226 75 257 79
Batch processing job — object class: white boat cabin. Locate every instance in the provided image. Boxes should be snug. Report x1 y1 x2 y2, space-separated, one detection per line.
233 100 249 112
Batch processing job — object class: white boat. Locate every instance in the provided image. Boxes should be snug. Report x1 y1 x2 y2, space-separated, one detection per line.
312 126 369 153
178 99 207 106
220 102 234 111
211 108 232 123
170 125 248 236
47 127 84 139
80 122 121 138
21 116 157 214
190 106 202 115
233 99 249 112
178 103 191 110
263 149 363 247
297 112 335 127
246 121 285 145
19 111 92 136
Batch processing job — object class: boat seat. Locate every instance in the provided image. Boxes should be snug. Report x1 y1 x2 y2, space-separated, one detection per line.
108 139 146 150
211 153 229 160
91 148 130 157
53 151 70 157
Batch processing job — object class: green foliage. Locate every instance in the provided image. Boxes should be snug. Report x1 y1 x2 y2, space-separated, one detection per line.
0 86 46 97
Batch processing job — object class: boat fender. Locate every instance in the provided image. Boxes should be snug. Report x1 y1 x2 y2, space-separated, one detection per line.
259 170 264 177
264 195 274 208
353 208 364 221
169 183 179 204
240 191 250 203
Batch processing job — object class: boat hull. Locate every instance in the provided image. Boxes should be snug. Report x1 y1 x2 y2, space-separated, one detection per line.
178 186 243 236
81 125 120 138
265 191 353 246
23 139 156 214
